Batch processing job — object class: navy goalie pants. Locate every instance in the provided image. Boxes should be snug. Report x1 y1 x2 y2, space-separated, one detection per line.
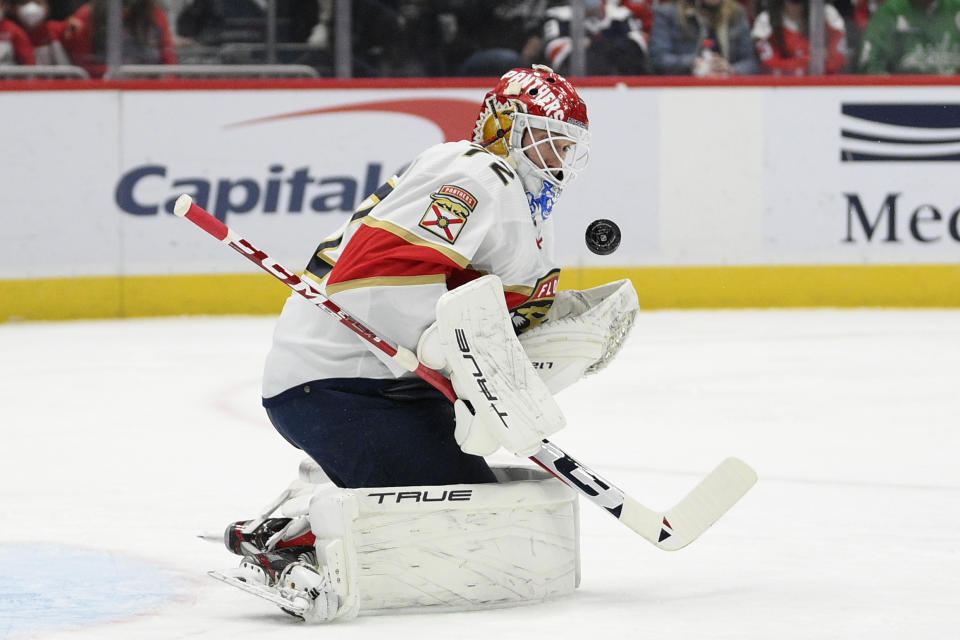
262 378 496 488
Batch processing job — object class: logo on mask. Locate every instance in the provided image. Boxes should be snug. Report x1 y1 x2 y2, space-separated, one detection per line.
527 180 559 221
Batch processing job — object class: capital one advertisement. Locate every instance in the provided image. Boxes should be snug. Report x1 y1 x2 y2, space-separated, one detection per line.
121 87 659 280
118 89 487 277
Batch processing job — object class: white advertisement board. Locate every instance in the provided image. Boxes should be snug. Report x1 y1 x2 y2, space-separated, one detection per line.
1 83 957 283
1 91 121 279
763 86 960 265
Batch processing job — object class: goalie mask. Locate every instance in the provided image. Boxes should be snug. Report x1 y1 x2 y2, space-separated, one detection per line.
473 65 590 209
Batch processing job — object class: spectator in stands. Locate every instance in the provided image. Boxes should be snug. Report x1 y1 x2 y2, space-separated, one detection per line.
752 0 848 75
455 1 548 77
47 0 81 20
172 0 224 46
853 0 885 31
858 0 960 73
61 0 177 78
175 0 319 47
542 0 649 75
649 0 761 76
350 0 411 76
400 1 547 78
0 3 37 63
622 0 654 42
5 0 73 64
827 0 871 71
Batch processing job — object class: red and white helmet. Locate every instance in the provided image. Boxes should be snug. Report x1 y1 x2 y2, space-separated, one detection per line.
473 65 590 190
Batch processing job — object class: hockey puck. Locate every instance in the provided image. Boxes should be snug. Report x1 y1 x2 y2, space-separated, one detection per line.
585 219 621 255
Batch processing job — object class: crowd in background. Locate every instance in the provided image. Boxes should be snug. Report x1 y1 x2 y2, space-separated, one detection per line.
1 0 960 77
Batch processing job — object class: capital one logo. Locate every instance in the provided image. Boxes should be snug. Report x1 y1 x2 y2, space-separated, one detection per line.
116 98 479 221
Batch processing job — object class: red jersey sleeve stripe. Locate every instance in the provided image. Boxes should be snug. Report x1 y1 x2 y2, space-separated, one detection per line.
328 224 464 286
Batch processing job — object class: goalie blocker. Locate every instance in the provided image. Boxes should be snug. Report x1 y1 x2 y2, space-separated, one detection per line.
213 465 580 621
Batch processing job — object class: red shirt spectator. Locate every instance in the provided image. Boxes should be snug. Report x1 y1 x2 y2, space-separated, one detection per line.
855 0 887 28
752 0 848 75
543 0 649 75
622 0 654 44
62 0 177 78
5 0 73 65
26 19 71 64
0 14 37 64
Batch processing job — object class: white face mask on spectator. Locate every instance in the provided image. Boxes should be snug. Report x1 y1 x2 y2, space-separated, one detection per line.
17 2 47 30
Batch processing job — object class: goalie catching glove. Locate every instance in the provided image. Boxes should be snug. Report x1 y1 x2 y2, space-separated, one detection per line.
417 275 565 457
519 279 639 394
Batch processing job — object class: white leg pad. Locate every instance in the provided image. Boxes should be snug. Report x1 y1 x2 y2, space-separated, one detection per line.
307 467 580 615
309 486 362 620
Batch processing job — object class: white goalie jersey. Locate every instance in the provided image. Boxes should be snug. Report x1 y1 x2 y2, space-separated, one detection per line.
262 140 563 398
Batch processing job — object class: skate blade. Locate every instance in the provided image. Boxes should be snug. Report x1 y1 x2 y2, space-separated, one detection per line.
208 570 308 618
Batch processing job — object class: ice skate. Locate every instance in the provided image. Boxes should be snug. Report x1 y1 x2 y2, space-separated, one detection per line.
223 516 314 555
224 518 291 554
209 546 339 622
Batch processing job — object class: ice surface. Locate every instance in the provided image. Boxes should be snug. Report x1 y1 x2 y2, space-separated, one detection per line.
1 309 958 639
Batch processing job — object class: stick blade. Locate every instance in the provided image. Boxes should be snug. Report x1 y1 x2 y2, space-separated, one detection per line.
617 458 756 550
657 457 757 551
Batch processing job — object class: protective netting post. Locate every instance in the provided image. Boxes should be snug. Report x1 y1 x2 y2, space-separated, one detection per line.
105 0 122 76
808 0 827 75
569 0 586 77
334 0 352 79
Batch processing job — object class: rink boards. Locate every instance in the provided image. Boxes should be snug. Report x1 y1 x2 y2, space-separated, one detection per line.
1 78 958 320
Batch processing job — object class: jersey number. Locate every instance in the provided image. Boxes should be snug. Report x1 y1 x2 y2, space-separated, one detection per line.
464 145 516 186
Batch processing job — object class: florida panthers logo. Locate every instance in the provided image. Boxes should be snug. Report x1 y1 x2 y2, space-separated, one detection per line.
419 184 477 244
510 270 560 333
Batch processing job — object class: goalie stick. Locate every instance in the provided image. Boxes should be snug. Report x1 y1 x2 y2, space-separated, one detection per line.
173 194 756 550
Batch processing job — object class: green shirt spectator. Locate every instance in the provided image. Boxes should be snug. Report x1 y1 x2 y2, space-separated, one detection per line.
858 0 960 73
